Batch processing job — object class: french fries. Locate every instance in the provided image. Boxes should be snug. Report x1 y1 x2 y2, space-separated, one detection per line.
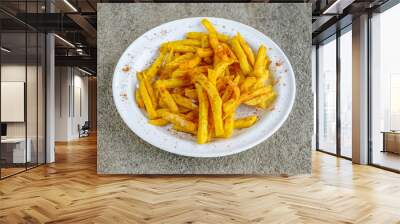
149 118 169 126
231 37 251 75
224 112 235 138
139 77 158 119
186 32 229 42
172 93 198 110
134 18 277 144
135 89 144 108
253 45 267 78
159 87 179 113
195 84 209 144
194 74 224 137
234 116 258 129
155 78 189 89
159 110 197 134
237 32 255 66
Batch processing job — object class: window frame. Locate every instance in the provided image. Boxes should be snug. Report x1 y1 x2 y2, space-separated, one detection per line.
315 24 353 161
367 1 400 173
0 0 48 180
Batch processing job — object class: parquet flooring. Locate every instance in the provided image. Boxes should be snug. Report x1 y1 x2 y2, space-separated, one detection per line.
1 134 400 223
0 167 26 178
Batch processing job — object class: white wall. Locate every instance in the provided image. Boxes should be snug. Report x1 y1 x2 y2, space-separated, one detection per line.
1 82 25 122
54 67 89 141
71 73 89 138
1 65 26 139
1 65 42 137
55 67 69 141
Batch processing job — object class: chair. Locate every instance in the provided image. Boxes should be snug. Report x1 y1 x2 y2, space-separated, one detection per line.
79 121 90 138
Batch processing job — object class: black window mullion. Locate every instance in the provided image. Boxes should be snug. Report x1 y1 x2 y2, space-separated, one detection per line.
44 33 47 164
336 29 341 157
316 44 319 151
36 0 39 167
25 0 28 171
44 34 47 163
367 10 373 165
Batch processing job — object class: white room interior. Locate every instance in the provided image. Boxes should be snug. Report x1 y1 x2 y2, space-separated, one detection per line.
54 67 89 141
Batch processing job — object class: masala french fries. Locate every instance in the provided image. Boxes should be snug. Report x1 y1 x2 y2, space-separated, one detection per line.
135 89 144 108
159 110 197 134
224 112 235 138
253 45 267 77
237 32 255 66
184 88 198 100
196 48 213 58
172 93 198 110
148 118 169 126
231 37 251 75
155 78 189 89
139 78 158 119
195 84 209 144
159 88 179 113
145 53 165 79
234 116 258 129
134 18 277 144
143 76 157 107
194 74 225 137
186 32 229 42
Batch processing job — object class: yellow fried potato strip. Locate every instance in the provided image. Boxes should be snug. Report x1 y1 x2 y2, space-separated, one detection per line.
231 37 251 75
194 74 224 137
159 88 179 113
139 76 157 119
237 32 255 66
195 83 209 144
234 116 258 129
172 93 198 110
159 110 197 134
149 118 169 126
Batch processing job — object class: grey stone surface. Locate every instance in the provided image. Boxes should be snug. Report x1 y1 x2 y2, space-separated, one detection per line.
97 3 312 175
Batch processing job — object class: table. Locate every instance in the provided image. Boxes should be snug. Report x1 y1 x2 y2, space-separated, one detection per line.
381 131 400 154
1 138 31 163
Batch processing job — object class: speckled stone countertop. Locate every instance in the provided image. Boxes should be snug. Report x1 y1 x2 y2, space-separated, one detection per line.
97 3 312 175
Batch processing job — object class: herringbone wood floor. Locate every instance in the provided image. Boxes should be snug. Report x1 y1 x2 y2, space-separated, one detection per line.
1 135 400 224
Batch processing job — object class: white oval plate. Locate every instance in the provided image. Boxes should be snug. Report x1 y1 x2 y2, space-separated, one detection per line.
113 17 295 158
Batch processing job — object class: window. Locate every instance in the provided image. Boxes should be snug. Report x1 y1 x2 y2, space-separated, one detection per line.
316 26 353 159
0 1 47 179
317 37 337 154
370 3 400 171
340 29 352 158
